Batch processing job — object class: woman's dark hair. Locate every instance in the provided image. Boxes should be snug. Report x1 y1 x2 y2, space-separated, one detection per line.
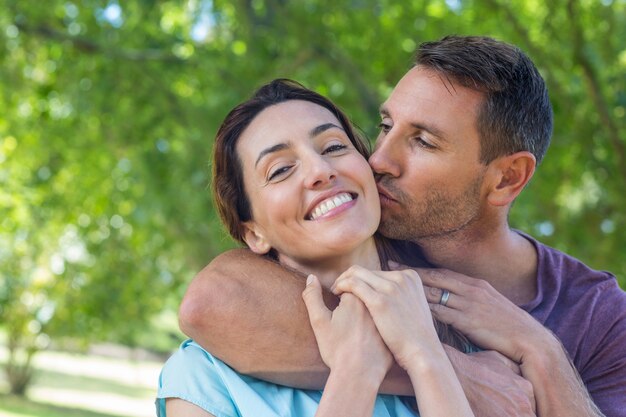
212 78 370 245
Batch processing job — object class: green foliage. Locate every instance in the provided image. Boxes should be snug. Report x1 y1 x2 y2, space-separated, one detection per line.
0 0 624 395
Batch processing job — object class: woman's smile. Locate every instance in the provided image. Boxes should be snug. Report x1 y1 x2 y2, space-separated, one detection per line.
306 192 356 221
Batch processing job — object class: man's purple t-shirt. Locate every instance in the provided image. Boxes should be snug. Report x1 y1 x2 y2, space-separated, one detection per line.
519 233 626 416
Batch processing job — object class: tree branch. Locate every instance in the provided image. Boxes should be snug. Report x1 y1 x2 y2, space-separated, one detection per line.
14 22 185 63
566 0 626 178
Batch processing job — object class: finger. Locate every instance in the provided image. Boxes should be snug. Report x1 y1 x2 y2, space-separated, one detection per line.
333 275 382 314
423 284 452 305
332 268 393 296
416 268 475 294
496 355 522 375
428 302 461 326
470 351 521 375
302 275 331 328
423 284 465 310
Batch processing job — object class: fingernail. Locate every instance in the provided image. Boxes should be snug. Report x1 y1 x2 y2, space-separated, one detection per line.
306 275 314 285
388 260 399 268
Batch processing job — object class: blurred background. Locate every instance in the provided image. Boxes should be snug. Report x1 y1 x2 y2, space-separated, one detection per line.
0 0 624 416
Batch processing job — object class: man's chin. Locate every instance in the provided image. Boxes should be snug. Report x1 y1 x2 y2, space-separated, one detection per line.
377 218 413 241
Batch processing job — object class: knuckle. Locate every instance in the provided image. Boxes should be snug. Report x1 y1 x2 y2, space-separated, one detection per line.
337 276 354 289
405 268 421 280
348 264 364 275
388 271 404 284
466 285 484 298
428 286 442 299
475 279 493 291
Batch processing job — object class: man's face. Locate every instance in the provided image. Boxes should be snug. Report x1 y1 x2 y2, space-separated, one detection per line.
369 66 490 242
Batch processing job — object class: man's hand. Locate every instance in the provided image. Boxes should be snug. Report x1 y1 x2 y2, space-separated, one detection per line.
398 265 552 363
446 347 536 417
400 264 603 417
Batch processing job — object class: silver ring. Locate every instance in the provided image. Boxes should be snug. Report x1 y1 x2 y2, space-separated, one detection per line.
439 289 450 306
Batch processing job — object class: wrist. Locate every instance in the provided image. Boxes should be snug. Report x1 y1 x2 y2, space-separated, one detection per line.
328 361 386 391
396 337 446 371
518 328 561 371
401 343 449 375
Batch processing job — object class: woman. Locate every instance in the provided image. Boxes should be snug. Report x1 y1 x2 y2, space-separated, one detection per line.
156 79 474 417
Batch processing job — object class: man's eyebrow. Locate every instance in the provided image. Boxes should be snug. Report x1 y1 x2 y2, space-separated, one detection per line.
379 106 446 141
255 143 289 168
412 122 446 141
309 122 344 138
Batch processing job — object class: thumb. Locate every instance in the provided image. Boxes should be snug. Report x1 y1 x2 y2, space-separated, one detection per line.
302 275 331 328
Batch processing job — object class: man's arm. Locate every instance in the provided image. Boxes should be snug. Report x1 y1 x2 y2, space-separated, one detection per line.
179 248 330 389
445 347 536 417
179 249 536 416
420 268 605 417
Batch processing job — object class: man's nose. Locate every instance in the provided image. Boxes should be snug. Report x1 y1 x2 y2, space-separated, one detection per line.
369 136 401 177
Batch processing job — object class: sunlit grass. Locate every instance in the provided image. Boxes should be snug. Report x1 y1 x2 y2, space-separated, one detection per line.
0 345 167 417
0 394 123 417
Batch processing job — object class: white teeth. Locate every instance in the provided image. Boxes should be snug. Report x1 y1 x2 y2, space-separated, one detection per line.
309 193 354 220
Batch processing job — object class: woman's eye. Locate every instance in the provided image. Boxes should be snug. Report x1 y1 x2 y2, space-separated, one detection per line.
322 143 347 154
268 166 291 181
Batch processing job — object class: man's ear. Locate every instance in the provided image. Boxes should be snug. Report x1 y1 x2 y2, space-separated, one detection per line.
242 222 271 255
486 151 536 207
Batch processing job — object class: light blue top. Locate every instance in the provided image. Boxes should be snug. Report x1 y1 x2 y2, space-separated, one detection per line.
156 339 418 417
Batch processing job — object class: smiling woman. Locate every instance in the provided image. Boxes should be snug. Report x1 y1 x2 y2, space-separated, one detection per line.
156 79 473 417
235 99 381 281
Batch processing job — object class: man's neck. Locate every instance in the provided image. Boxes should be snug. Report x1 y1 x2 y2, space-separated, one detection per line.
417 226 538 305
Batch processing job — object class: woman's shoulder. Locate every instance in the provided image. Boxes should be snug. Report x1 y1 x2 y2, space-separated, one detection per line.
157 339 239 417
161 339 222 377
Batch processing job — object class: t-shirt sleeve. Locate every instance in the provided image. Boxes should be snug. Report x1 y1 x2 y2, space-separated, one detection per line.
580 280 626 417
156 339 239 417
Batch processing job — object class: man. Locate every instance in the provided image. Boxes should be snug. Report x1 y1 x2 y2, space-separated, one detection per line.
180 36 626 417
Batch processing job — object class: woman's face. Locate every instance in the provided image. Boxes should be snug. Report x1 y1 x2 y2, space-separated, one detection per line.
237 100 380 265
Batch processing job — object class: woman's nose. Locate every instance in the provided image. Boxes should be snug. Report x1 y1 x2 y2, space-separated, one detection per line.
304 155 337 188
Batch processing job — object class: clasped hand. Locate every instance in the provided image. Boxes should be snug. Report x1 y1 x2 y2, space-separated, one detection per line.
302 274 392 382
330 265 442 370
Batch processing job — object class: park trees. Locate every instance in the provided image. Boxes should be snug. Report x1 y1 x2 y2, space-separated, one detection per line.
1 0 624 395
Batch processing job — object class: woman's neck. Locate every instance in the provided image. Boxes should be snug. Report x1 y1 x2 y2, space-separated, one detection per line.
278 237 381 289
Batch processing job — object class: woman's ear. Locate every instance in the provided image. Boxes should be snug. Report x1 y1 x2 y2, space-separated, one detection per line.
486 151 536 207
242 222 271 255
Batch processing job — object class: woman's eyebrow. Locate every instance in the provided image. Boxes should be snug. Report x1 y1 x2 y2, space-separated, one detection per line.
254 123 344 168
255 143 289 168
309 122 343 138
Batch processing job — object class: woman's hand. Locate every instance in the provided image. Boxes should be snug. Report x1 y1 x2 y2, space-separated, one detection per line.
331 266 475 417
302 274 392 382
393 263 556 365
330 265 441 370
